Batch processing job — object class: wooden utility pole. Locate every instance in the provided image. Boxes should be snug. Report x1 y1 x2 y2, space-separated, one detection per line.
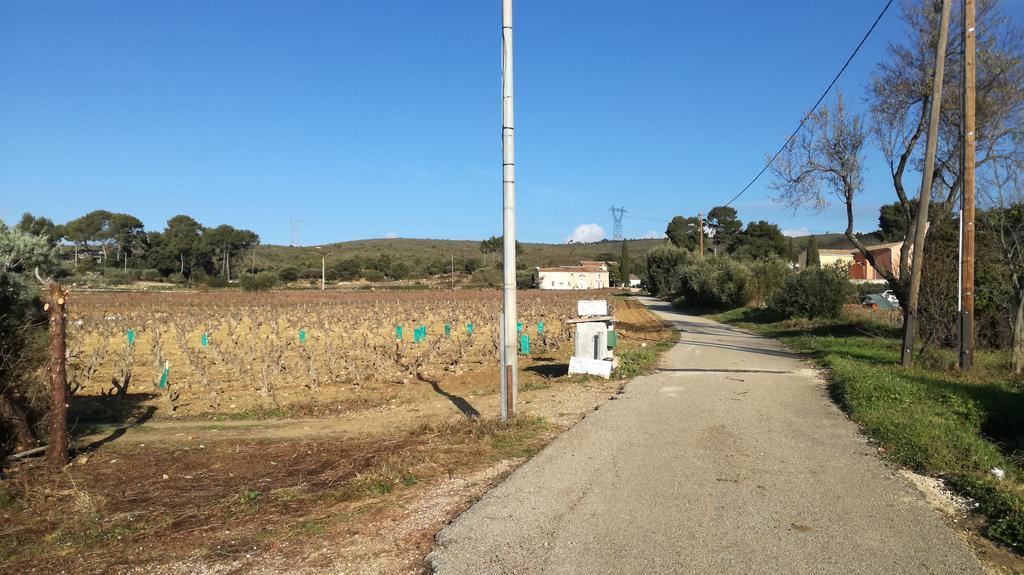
902 0 952 367
959 0 976 370
36 270 69 470
698 212 705 256
500 0 517 420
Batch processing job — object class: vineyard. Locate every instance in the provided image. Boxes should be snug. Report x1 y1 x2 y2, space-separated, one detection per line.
65 290 605 418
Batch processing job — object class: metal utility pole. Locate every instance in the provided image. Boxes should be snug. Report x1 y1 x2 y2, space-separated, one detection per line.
902 0 952 367
610 206 626 241
958 0 976 370
500 0 517 420
698 212 705 256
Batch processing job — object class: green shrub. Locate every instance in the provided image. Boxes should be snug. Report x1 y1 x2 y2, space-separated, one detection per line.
746 256 792 308
239 272 278 292
278 267 299 282
101 270 135 285
167 272 187 284
140 268 162 281
772 263 851 319
362 270 385 282
205 275 230 288
645 244 691 297
471 268 501 288
675 256 751 309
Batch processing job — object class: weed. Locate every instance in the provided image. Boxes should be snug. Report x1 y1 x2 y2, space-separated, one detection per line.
0 483 15 510
520 380 551 392
295 519 327 536
613 340 674 379
0 535 16 562
238 489 263 507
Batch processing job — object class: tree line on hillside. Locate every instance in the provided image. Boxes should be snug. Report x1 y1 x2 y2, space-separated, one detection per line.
17 211 258 282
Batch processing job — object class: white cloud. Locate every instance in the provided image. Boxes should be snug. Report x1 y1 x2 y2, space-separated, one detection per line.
782 227 810 237
642 230 664 239
385 232 398 239
566 223 605 243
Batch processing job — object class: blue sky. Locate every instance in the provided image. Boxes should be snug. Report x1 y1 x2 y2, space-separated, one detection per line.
2 1 1021 245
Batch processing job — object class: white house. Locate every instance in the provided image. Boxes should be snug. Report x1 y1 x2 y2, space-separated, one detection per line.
535 262 610 290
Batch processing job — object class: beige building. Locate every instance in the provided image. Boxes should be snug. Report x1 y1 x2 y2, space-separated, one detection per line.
535 261 610 290
799 241 907 281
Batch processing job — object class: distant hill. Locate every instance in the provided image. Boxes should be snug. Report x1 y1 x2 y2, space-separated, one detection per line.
252 237 667 273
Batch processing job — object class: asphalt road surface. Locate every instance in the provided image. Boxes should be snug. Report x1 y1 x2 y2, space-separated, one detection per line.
427 297 982 574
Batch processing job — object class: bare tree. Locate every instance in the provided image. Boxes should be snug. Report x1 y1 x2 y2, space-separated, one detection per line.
868 0 1024 293
982 154 1024 372
771 93 884 275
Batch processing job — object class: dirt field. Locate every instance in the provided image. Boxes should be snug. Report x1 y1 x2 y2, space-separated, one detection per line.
59 289 599 422
0 291 674 574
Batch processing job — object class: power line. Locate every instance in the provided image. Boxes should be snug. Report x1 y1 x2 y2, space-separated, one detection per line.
723 0 895 208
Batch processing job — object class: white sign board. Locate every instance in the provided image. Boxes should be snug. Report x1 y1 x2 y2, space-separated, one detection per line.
569 356 613 378
577 299 608 317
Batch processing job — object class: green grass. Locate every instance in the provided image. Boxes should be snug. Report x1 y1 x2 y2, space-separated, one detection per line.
713 307 1024 550
613 340 675 379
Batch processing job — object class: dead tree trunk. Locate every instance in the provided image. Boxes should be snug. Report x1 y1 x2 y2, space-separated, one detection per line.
39 274 69 470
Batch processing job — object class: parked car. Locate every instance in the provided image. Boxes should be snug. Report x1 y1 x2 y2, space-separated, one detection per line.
881 290 900 307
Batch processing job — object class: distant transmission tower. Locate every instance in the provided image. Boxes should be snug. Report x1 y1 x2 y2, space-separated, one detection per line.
609 206 626 241
290 219 302 247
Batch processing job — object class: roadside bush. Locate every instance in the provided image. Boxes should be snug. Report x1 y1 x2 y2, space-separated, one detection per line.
746 256 791 308
645 244 691 297
167 272 187 284
772 263 851 319
675 256 750 309
239 272 278 292
278 267 299 282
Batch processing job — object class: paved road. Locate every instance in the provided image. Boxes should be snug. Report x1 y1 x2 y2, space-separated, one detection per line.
427 297 982 574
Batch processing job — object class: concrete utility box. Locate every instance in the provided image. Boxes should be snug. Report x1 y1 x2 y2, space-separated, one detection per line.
567 300 616 378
